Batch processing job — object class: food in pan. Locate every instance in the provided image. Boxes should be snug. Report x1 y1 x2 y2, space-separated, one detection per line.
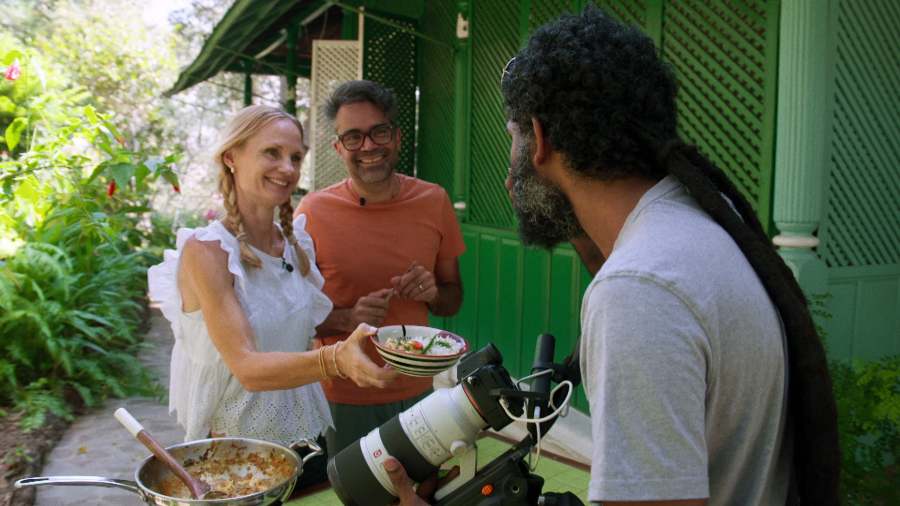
157 442 295 499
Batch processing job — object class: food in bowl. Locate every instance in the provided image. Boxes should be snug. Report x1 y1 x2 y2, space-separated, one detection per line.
373 326 468 377
383 333 464 355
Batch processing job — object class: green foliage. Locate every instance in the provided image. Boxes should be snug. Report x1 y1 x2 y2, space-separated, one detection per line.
813 295 900 504
3 0 180 153
11 379 73 432
0 36 174 429
142 212 185 264
831 356 900 505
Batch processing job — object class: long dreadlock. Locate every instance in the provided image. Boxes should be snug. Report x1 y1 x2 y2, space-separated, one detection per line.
662 138 839 504
502 6 840 504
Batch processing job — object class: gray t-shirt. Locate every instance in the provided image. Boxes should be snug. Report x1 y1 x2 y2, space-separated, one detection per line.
579 176 791 504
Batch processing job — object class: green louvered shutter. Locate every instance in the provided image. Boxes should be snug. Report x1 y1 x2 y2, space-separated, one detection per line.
661 0 779 231
819 0 900 267
466 0 522 228
531 0 575 30
592 0 648 28
416 0 457 191
363 14 418 176
593 0 779 231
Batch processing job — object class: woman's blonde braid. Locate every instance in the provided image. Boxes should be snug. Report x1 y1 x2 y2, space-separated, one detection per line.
279 201 311 276
219 167 262 269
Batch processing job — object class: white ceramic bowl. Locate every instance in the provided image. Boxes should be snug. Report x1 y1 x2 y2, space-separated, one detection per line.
388 363 454 377
372 325 468 377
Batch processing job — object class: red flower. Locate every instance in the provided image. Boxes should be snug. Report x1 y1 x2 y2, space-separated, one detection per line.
204 209 218 221
106 180 116 197
172 184 180 193
4 60 21 81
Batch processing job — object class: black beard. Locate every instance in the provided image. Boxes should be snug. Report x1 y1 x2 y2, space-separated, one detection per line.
509 141 583 249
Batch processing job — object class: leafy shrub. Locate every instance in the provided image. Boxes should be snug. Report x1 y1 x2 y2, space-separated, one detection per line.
1 38 177 429
812 295 900 504
831 356 900 505
0 240 157 428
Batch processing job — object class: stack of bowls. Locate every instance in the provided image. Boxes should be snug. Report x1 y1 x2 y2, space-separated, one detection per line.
371 325 468 377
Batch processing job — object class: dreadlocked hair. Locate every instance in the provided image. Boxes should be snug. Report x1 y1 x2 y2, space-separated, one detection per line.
657 137 840 505
278 200 311 276
502 6 840 504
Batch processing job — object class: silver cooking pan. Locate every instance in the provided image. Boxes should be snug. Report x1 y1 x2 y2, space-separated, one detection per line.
16 437 323 505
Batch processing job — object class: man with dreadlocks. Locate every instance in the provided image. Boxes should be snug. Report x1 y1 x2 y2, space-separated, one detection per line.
384 6 839 506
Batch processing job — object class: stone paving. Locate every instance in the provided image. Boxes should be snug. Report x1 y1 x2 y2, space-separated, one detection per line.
33 310 184 506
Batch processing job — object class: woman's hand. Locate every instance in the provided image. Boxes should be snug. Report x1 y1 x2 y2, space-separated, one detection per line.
336 323 400 388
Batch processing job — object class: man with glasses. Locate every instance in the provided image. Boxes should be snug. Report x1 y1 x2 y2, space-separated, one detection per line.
296 80 465 456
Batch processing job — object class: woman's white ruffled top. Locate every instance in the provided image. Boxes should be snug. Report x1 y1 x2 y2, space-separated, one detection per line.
147 216 333 445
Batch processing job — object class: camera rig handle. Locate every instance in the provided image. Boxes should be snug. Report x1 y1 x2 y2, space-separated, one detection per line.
434 437 585 506
434 438 541 505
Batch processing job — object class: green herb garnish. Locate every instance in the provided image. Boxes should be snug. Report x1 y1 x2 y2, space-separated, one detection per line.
421 334 439 354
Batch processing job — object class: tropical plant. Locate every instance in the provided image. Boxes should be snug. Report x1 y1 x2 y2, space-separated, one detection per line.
1 36 177 429
812 294 900 504
3 0 180 152
0 242 154 430
831 356 900 505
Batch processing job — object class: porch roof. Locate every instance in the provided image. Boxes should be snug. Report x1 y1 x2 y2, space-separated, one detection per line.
165 0 425 96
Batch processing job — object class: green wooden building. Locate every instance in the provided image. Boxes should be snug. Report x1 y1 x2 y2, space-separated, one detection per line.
168 0 899 411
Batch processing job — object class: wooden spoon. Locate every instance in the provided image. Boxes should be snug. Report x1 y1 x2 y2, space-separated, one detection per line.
114 408 226 499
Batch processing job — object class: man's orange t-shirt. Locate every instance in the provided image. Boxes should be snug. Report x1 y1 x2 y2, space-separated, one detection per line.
297 174 466 405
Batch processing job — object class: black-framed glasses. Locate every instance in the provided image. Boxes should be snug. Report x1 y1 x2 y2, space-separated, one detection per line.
500 56 516 87
336 123 395 151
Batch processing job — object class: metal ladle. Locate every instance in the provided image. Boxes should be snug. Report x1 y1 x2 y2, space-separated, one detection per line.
114 408 227 500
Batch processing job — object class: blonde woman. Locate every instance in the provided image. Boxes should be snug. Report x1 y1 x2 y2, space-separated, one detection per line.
148 105 397 493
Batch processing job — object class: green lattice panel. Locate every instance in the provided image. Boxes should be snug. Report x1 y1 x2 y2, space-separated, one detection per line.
416 0 456 191
592 0 647 29
819 0 900 268
530 0 574 31
363 14 417 175
468 0 522 228
661 0 772 214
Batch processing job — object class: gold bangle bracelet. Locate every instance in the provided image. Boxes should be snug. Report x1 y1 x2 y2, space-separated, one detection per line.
318 346 329 380
332 342 348 379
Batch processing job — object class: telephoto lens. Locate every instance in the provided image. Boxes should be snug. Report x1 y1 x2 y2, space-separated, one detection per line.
327 345 518 506
327 384 486 505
